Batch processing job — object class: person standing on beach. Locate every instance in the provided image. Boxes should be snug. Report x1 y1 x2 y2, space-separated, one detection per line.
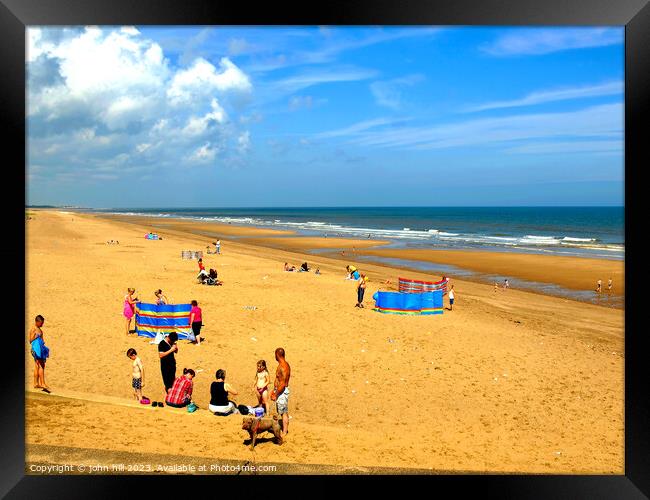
216 240 221 255
127 348 144 402
356 274 367 308
123 288 139 335
503 279 509 290
189 300 203 345
608 278 613 293
158 332 178 395
448 285 455 311
270 347 291 438
596 279 602 293
154 289 169 305
29 315 50 393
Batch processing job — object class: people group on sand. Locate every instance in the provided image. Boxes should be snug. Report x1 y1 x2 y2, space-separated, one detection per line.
284 262 296 272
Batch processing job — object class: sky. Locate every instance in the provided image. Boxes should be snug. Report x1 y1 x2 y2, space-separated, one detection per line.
26 26 624 207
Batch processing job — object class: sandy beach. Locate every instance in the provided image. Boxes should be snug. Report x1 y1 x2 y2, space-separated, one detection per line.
25 210 624 473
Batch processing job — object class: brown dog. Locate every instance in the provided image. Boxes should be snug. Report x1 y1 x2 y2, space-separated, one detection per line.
242 416 283 449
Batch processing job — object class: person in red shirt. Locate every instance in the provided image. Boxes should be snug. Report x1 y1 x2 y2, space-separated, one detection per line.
165 368 195 408
189 300 203 345
197 258 208 281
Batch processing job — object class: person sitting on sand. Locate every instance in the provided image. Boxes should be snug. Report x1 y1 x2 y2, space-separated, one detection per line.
29 315 50 393
209 369 239 416
315 268 321 275
299 262 310 272
197 258 209 280
165 368 195 408
284 262 296 272
154 289 169 305
123 288 140 335
253 360 271 416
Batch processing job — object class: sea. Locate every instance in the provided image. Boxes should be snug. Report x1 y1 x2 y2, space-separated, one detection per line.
92 206 624 260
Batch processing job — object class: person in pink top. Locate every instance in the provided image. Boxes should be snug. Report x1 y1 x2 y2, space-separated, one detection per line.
189 300 203 345
123 288 140 336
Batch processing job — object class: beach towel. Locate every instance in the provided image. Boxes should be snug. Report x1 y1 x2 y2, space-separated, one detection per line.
135 303 193 340
30 336 50 359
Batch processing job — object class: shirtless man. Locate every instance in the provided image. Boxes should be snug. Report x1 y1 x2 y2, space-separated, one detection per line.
270 347 291 438
29 315 50 392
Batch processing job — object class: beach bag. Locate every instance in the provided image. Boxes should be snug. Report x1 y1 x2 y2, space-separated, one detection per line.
187 402 198 413
237 404 250 415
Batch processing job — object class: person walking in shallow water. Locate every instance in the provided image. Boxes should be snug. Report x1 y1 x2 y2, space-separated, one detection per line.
596 279 602 293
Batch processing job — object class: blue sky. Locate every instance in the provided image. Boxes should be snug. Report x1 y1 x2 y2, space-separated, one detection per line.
26 26 624 207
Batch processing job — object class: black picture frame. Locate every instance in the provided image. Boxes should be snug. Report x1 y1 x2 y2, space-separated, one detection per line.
3 0 647 497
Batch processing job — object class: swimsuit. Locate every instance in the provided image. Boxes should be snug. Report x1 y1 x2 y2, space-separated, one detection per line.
276 387 290 415
123 296 135 319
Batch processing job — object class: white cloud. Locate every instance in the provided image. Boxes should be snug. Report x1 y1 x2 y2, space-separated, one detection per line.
181 99 227 137
237 131 251 154
505 140 622 155
28 27 256 183
465 81 623 112
316 103 622 152
167 57 252 105
370 74 424 110
482 28 623 56
189 143 217 163
272 67 378 95
288 95 313 110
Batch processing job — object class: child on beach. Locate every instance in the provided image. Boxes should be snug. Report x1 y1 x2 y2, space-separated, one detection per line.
154 289 169 305
127 348 145 401
448 285 455 311
29 315 50 393
356 274 368 308
123 288 139 335
254 360 271 416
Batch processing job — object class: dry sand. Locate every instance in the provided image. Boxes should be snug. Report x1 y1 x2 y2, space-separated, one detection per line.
25 210 624 473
